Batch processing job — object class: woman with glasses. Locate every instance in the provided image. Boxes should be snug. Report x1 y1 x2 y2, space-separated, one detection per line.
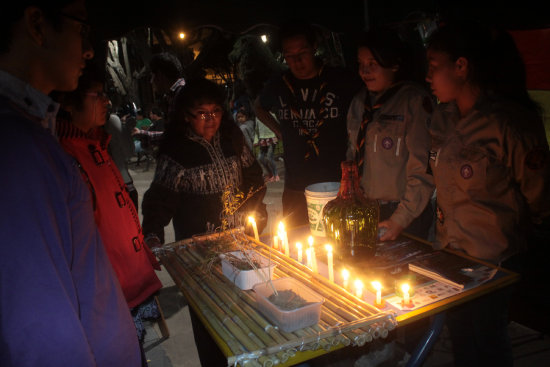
54 64 163 360
141 77 267 366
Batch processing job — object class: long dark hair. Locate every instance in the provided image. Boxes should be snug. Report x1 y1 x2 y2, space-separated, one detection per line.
357 27 414 82
428 20 539 112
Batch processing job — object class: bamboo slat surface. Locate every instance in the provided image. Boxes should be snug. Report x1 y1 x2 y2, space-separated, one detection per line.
156 230 397 367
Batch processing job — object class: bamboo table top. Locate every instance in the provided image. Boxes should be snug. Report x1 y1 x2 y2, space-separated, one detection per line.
156 229 519 367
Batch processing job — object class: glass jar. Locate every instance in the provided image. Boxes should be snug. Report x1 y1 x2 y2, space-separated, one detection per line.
322 161 379 262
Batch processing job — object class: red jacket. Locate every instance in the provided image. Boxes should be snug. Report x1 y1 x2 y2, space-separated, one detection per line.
57 121 162 308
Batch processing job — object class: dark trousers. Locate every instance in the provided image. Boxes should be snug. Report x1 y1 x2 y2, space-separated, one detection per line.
189 307 227 366
446 287 513 366
282 188 310 229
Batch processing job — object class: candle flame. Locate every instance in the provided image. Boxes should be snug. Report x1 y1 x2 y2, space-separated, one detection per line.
371 281 382 291
278 221 285 232
308 235 314 247
296 242 302 250
248 216 255 224
342 268 349 280
401 283 410 293
354 279 363 290
325 244 332 252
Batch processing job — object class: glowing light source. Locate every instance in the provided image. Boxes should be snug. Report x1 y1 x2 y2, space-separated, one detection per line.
261 34 268 43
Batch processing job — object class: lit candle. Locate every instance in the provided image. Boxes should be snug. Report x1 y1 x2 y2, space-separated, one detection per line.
402 283 410 305
342 269 350 289
354 279 363 299
372 281 382 305
296 242 303 263
278 222 289 256
306 247 312 269
325 244 334 282
273 235 278 250
248 216 259 241
308 236 317 272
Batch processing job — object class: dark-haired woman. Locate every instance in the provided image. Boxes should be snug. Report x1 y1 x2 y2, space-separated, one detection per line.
55 66 163 365
347 27 435 242
141 78 267 366
426 20 550 366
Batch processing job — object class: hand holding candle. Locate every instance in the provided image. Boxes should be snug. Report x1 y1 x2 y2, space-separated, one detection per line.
248 216 259 241
325 244 334 282
296 242 303 263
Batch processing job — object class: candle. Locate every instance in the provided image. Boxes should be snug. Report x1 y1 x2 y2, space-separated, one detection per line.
247 216 259 241
278 222 289 256
325 244 334 282
354 279 363 299
306 247 312 269
372 281 382 305
342 269 350 289
273 235 278 250
296 242 303 263
308 236 317 272
402 283 410 304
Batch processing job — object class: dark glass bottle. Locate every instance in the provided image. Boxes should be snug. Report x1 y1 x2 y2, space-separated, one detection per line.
322 161 379 262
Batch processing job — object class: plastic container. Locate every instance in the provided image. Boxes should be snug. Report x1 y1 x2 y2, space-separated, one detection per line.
304 182 340 237
220 251 276 290
253 277 324 332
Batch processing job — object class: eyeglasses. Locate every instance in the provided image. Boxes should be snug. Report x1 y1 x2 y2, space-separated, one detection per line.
189 108 223 120
85 91 109 100
59 12 91 39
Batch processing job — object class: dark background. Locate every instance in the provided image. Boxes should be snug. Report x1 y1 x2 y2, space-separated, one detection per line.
88 0 550 42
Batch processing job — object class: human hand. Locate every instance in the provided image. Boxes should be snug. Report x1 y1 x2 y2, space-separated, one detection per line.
378 220 404 242
145 235 162 248
131 127 140 136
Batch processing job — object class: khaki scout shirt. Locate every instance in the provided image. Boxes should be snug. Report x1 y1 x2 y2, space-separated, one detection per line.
347 83 435 229
429 99 550 263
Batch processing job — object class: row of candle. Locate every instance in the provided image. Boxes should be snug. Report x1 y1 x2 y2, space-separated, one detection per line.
247 217 413 308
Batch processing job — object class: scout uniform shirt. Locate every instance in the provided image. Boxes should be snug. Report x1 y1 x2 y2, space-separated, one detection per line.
428 98 550 263
347 82 435 229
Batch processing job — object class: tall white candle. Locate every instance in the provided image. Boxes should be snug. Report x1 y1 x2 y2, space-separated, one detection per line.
402 283 410 304
296 242 303 263
248 216 259 241
372 281 382 305
308 236 317 272
273 235 278 250
342 269 350 289
354 279 363 299
306 248 312 269
278 222 289 256
325 244 334 282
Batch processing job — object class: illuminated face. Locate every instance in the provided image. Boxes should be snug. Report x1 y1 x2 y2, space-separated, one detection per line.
357 47 397 93
70 82 110 132
42 0 94 92
425 49 463 103
282 35 318 80
186 103 223 142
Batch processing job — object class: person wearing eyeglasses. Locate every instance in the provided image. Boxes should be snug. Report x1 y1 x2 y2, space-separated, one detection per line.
254 19 362 228
53 62 163 361
141 78 267 366
0 1 143 366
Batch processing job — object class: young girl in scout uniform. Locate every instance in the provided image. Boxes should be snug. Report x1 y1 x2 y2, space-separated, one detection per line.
426 20 550 366
347 27 435 242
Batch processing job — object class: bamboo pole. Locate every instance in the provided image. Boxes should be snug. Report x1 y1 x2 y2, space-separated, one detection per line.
166 253 277 367
159 231 398 366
